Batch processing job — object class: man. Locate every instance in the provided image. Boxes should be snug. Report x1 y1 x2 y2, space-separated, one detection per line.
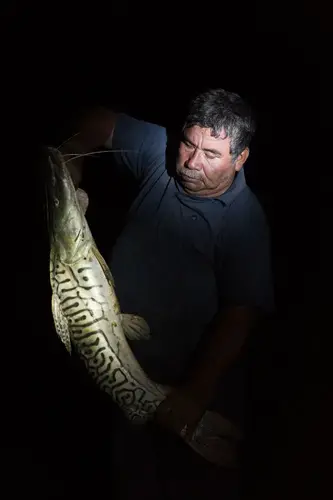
61 88 274 498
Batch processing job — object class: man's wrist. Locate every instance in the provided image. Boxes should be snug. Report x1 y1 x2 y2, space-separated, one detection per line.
181 379 214 409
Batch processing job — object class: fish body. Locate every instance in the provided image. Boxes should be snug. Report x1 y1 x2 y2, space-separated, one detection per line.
46 146 242 465
50 242 167 421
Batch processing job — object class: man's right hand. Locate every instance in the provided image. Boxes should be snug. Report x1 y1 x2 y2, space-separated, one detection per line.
76 188 89 215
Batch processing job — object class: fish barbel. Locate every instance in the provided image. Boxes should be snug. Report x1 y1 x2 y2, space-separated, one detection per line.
45 146 242 466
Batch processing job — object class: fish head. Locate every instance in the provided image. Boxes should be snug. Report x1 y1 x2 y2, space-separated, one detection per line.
45 147 92 263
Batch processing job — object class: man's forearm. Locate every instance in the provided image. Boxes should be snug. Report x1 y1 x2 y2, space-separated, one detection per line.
184 306 257 405
62 106 117 152
59 106 118 186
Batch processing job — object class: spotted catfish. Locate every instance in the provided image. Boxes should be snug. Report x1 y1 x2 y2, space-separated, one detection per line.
45 146 242 466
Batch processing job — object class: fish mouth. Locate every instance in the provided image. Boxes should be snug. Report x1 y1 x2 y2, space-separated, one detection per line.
45 148 76 202
45 150 62 217
47 148 68 183
44 147 76 235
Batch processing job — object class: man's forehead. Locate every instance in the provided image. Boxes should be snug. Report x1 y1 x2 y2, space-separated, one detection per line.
185 125 228 142
184 125 230 155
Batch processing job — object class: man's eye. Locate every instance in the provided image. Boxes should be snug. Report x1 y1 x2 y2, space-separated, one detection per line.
183 140 193 148
205 153 216 159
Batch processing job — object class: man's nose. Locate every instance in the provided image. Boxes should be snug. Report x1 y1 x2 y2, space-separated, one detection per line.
186 148 201 170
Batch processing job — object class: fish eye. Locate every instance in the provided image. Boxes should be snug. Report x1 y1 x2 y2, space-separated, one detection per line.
54 198 59 207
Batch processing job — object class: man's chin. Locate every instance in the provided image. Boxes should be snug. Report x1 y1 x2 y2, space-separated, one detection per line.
180 180 203 195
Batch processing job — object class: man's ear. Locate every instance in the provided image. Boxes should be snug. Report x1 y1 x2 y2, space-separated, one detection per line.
235 147 249 171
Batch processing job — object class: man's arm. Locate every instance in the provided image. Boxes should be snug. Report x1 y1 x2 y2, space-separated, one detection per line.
156 193 274 438
59 107 167 186
183 305 257 406
155 305 258 439
59 106 118 186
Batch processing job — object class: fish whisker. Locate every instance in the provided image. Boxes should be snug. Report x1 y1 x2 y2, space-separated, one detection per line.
57 132 81 150
63 150 138 164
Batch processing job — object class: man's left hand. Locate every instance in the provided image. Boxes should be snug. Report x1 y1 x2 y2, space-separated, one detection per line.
154 387 207 442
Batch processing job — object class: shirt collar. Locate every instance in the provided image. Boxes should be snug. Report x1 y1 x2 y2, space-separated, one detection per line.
174 168 247 206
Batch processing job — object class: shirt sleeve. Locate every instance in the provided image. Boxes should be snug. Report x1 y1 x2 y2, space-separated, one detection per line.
104 113 167 181
216 192 275 314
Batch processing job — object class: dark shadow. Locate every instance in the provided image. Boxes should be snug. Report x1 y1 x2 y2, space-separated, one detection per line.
6 2 329 499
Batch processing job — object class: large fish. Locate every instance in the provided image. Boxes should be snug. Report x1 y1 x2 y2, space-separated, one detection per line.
45 146 242 467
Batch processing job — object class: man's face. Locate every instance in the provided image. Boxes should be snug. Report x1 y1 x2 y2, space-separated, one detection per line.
176 125 248 197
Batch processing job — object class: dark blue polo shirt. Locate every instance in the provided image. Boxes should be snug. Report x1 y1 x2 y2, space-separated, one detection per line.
105 113 274 393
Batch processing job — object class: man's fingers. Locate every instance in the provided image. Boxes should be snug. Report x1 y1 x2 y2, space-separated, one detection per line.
76 188 89 215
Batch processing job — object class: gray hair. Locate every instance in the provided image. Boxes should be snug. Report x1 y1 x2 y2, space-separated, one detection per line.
183 88 256 159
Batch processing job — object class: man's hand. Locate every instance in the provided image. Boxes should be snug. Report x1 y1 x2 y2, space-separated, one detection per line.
154 307 256 442
76 188 89 215
155 386 207 442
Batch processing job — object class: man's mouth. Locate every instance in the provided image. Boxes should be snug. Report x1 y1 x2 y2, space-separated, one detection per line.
178 170 200 181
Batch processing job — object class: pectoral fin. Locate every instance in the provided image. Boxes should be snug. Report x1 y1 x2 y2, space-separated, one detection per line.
52 293 72 354
121 314 151 341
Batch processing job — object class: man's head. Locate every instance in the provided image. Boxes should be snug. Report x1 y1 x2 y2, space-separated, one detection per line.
176 88 256 197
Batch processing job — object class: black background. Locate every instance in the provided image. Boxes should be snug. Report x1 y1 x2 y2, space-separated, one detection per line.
4 1 331 498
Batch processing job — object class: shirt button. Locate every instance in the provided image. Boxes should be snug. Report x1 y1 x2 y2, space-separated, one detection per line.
191 215 197 220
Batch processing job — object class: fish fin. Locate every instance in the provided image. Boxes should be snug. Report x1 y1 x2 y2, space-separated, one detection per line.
121 314 151 341
52 293 72 354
